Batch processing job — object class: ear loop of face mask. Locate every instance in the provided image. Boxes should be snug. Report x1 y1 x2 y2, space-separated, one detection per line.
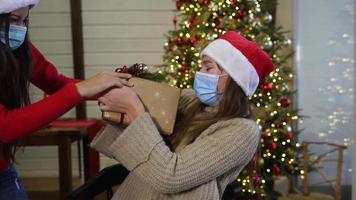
216 65 229 94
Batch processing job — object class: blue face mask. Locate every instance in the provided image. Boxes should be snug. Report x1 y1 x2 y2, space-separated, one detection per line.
0 25 27 50
194 71 225 106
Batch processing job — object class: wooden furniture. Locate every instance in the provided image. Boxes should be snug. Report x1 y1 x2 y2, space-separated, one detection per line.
20 120 103 200
69 0 86 119
279 141 347 200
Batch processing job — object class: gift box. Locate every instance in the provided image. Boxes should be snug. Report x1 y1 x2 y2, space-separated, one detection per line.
102 77 181 135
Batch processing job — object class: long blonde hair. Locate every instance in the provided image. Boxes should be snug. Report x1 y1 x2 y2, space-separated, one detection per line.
165 77 252 150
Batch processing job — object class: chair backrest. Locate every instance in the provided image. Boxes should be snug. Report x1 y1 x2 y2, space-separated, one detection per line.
301 141 347 200
68 164 129 200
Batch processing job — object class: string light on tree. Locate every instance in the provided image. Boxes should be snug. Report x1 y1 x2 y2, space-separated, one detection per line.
160 0 302 199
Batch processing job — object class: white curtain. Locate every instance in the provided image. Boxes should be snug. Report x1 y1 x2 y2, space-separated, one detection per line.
294 0 354 186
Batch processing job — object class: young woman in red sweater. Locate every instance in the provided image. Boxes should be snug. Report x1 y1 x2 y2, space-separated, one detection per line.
0 1 132 199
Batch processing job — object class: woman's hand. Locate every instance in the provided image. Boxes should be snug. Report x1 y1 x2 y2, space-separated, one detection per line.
98 87 145 123
75 72 133 98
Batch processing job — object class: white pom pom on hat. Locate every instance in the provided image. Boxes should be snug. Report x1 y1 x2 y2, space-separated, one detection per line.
201 31 275 97
0 0 39 14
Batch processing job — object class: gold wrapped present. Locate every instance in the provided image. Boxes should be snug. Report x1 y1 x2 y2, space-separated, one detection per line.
102 77 181 135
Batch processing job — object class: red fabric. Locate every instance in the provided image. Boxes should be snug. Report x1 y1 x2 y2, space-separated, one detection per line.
0 43 84 172
86 121 106 178
220 31 274 80
51 120 97 127
50 120 105 178
86 123 103 178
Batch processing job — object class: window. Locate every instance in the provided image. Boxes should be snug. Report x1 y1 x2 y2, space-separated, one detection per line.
295 0 354 186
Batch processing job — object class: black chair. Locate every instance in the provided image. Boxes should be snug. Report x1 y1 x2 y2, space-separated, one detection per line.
68 164 129 200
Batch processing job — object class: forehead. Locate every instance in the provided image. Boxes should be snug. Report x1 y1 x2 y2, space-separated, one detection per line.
202 55 216 63
11 7 30 18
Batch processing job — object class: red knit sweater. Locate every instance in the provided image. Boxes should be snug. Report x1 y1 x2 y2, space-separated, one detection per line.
0 43 84 172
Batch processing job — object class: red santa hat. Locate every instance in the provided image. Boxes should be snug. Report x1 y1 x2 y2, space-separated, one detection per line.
201 31 274 97
0 0 39 14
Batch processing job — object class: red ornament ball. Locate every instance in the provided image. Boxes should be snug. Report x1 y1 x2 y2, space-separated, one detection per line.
182 64 188 72
188 38 197 46
261 132 268 139
252 175 262 186
202 0 210 7
286 165 294 173
275 123 282 128
175 38 185 46
272 165 281 175
188 16 196 28
286 132 293 140
267 142 277 151
176 2 184 10
237 10 247 19
261 82 273 92
172 16 177 25
280 98 291 108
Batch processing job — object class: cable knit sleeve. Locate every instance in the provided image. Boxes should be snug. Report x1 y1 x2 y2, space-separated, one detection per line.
90 124 125 158
91 88 197 154
105 113 260 194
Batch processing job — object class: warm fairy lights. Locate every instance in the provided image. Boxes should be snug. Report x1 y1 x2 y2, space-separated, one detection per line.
161 0 301 199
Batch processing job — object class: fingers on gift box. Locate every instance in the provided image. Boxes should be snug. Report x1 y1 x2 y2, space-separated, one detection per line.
102 77 181 135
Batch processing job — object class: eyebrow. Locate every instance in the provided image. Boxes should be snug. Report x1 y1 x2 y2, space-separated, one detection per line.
10 14 22 18
203 60 213 64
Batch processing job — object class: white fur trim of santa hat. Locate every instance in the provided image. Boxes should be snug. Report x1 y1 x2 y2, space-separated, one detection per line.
202 31 274 97
0 0 39 14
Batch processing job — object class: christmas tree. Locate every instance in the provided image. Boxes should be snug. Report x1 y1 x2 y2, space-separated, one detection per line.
160 0 302 199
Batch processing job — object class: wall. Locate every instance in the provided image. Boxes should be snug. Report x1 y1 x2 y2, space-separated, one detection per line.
16 0 75 177
16 0 175 177
353 1 356 199
17 0 304 179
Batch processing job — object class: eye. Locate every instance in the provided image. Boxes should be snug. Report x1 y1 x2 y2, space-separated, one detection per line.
10 18 18 23
206 67 214 71
9 15 27 25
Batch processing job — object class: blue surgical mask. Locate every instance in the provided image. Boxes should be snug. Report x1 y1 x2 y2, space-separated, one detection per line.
194 71 224 106
0 25 27 50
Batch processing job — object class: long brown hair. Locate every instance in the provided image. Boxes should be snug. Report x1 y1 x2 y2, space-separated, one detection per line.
0 13 32 163
166 77 252 150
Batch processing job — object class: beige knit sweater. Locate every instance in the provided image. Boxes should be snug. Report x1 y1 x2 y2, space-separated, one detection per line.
90 89 260 200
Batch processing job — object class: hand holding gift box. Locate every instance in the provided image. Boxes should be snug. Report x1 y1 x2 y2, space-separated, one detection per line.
100 64 181 135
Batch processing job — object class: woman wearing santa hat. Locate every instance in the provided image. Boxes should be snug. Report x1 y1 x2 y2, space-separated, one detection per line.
91 31 274 200
0 0 132 198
